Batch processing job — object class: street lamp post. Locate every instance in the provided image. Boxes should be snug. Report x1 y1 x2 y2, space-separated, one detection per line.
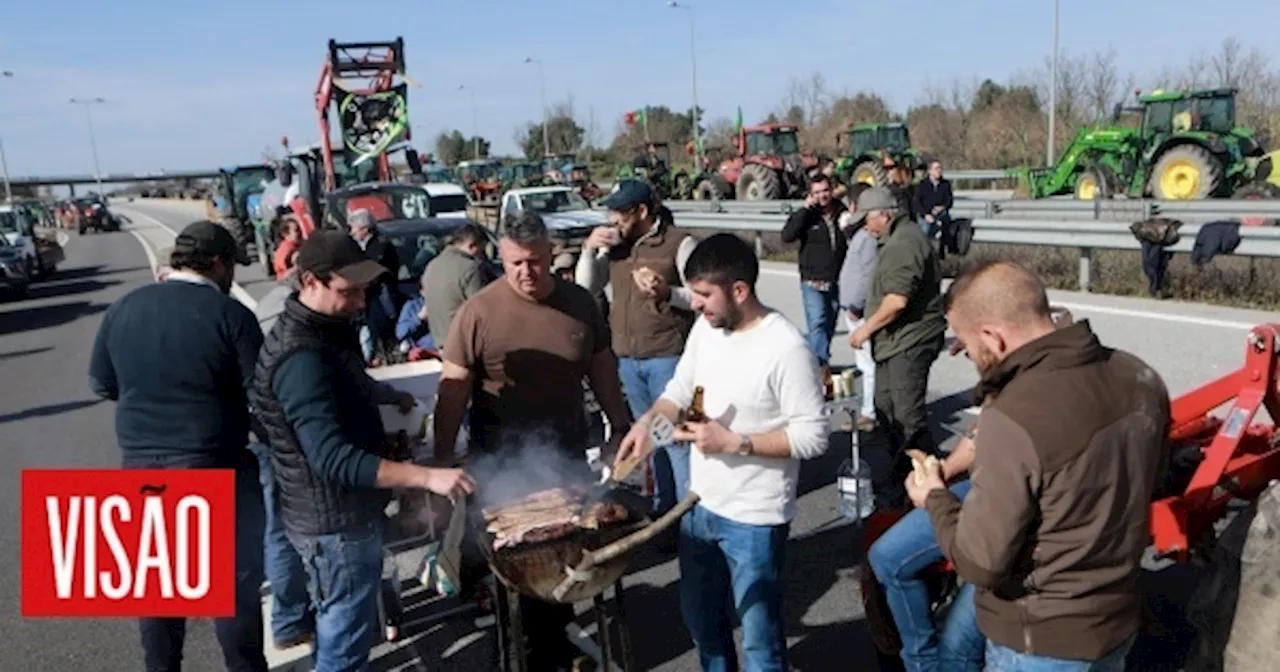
1047 0 1060 166
70 97 107 196
1 71 14 202
523 57 550 157
457 84 481 160
668 1 701 167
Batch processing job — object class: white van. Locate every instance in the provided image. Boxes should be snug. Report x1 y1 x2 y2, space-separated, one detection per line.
421 183 470 219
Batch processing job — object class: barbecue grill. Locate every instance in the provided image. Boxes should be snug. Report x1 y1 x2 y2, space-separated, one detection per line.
471 482 699 672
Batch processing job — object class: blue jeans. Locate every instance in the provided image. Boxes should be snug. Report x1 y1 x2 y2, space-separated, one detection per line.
287 521 385 672
123 450 268 672
618 355 689 514
868 480 983 672
799 281 838 366
678 504 789 672
248 443 313 644
985 633 1136 671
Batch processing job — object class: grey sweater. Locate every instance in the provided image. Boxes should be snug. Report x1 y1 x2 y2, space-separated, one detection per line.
838 226 877 313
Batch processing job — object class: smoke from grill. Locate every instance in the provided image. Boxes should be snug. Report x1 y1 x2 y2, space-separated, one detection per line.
466 427 595 511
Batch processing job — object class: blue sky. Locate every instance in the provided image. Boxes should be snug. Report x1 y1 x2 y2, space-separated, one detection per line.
2 0 1279 177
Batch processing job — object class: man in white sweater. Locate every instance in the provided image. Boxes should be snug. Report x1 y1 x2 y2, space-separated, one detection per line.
614 233 829 672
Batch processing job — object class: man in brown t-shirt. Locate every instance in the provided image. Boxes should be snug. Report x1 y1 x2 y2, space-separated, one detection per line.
432 209 632 670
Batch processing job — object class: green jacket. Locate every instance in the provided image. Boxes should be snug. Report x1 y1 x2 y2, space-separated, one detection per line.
865 213 946 362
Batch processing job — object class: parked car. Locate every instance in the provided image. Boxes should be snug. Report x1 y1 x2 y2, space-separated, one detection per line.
0 203 60 278
0 235 31 300
498 185 606 253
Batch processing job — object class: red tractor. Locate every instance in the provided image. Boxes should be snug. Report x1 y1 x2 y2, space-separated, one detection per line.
695 124 821 201
860 323 1280 670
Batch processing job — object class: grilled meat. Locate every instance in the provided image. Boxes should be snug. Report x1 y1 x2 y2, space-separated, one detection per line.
485 486 631 550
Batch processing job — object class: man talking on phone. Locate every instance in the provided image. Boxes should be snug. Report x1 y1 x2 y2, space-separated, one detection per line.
576 179 699 528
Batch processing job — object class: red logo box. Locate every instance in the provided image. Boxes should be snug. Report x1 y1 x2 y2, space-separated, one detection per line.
21 469 236 618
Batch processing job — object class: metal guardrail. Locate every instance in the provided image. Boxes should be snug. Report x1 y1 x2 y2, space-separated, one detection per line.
667 197 1280 223
944 169 1014 181
669 211 1280 292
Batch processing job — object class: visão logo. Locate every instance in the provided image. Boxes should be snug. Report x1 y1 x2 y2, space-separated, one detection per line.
21 469 236 618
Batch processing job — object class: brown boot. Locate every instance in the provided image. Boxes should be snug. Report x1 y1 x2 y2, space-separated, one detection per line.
821 365 834 401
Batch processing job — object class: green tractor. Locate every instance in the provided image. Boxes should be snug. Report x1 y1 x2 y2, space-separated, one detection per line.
1015 87 1280 202
501 162 550 190
835 122 924 188
212 164 277 265
616 142 693 200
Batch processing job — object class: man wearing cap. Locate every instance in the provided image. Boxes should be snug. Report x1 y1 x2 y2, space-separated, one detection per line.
348 208 403 364
252 230 476 670
577 178 699 523
90 220 271 672
848 186 947 508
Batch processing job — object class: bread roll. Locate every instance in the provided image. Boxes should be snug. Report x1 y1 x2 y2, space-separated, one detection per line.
905 449 940 486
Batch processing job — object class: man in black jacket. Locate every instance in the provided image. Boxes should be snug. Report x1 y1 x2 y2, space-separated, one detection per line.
251 230 475 670
90 221 269 672
912 159 954 255
781 174 848 394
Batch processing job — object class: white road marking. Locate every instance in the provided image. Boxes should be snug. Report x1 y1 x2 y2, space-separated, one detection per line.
120 207 259 310
127 229 159 272
758 267 1256 331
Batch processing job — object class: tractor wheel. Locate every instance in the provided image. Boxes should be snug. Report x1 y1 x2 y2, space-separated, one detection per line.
1073 168 1113 201
1150 145 1222 200
695 177 729 201
1232 183 1280 227
674 173 692 200
851 160 889 188
737 163 782 201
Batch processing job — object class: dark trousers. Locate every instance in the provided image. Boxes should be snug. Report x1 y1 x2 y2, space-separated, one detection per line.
1141 241 1173 296
122 450 268 672
870 334 944 510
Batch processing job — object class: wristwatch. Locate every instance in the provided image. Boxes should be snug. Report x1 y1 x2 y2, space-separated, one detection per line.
736 433 754 456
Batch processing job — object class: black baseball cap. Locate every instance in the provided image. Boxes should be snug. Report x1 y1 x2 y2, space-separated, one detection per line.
172 221 238 261
295 230 388 285
601 179 655 211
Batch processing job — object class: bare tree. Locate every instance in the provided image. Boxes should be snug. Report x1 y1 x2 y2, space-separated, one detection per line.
1084 47 1121 121
805 71 828 125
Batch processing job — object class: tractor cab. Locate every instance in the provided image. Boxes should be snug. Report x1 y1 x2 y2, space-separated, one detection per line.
1133 87 1265 200
542 153 577 183
457 159 503 203
742 125 801 159
837 122 921 187
503 162 547 189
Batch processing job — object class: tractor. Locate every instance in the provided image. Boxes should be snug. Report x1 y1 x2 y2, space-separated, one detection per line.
541 152 578 184
457 159 503 203
697 124 820 201
501 162 549 191
1014 87 1280 203
860 322 1280 671
616 142 691 201
835 122 925 188
211 164 277 265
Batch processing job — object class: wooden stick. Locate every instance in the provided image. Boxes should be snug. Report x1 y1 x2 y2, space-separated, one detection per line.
550 492 700 602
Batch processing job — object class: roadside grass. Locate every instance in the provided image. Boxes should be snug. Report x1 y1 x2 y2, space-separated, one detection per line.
683 228 1280 312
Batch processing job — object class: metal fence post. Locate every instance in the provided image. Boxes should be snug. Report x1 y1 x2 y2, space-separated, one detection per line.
1078 247 1093 292
754 232 764 258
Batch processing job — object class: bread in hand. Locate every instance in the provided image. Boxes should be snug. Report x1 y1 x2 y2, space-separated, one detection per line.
905 449 940 486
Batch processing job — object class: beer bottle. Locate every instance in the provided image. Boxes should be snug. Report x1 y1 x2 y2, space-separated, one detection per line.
687 386 706 423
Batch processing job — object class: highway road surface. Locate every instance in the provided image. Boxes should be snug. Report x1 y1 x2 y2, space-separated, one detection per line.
1 199 1268 671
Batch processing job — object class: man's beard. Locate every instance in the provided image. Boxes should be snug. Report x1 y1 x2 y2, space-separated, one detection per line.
971 343 1000 376
711 303 744 332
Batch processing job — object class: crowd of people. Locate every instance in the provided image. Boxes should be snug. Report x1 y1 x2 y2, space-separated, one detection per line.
86 163 1173 671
